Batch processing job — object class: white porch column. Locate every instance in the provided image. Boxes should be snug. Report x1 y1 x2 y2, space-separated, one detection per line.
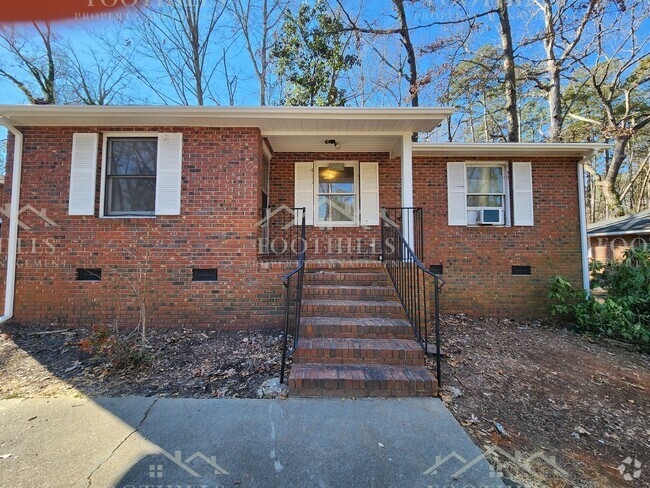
401 133 415 250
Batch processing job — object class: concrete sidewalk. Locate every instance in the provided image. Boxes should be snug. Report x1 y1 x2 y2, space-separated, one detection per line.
0 396 503 488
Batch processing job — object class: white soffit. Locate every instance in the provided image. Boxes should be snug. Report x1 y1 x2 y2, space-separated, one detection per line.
267 134 399 154
0 105 454 134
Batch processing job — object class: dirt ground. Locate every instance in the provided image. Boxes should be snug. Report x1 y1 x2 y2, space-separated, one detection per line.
0 325 284 399
1 318 648 487
434 315 650 488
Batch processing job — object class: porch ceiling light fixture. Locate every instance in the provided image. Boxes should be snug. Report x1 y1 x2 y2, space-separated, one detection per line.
325 139 342 150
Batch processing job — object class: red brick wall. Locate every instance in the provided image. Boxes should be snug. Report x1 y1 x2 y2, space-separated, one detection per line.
269 152 399 260
1 127 585 325
1 127 291 329
413 156 583 317
270 154 584 317
590 235 649 263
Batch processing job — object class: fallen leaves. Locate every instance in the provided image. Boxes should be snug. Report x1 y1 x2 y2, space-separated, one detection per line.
434 314 650 488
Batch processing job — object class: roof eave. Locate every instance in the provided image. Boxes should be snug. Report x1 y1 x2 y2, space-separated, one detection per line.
412 142 612 161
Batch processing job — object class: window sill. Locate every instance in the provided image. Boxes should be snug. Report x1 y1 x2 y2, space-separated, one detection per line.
100 214 157 219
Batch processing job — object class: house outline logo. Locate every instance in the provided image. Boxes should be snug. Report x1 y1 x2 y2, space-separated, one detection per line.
422 447 569 480
153 448 229 478
255 204 301 230
0 204 59 230
618 457 642 481
254 205 402 230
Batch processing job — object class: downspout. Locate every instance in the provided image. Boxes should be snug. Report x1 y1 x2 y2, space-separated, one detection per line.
0 119 23 323
577 161 590 297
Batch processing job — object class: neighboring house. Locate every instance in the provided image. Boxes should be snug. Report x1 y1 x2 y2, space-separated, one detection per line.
0 105 608 329
588 210 650 263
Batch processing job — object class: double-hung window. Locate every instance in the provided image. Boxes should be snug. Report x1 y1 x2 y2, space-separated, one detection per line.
465 164 507 225
105 137 158 216
315 162 358 226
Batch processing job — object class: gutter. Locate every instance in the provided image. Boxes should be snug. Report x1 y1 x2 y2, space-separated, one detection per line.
0 119 23 323
588 229 650 238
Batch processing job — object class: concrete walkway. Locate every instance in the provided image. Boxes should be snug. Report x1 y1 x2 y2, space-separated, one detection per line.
0 397 503 488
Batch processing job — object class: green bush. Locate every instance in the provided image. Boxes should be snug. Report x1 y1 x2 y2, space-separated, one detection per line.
548 248 650 348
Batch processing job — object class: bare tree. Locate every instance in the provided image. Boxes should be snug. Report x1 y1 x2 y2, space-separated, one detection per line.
228 0 290 105
568 1 650 215
0 22 57 104
62 33 135 105
124 0 228 105
525 0 600 141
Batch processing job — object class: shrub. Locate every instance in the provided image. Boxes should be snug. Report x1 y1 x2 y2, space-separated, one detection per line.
79 323 154 369
548 248 650 348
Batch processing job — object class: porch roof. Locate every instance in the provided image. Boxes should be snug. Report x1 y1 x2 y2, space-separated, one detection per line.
0 105 454 134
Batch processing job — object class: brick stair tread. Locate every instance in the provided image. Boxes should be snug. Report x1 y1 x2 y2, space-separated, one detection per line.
304 284 395 292
289 364 438 397
305 260 384 270
302 299 402 307
297 337 423 352
301 316 410 327
303 285 396 299
301 316 413 339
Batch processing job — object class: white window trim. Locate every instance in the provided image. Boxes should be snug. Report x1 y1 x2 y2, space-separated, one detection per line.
99 132 159 218
465 161 511 227
313 160 359 227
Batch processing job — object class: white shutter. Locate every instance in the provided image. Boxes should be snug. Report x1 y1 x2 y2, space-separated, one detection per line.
155 133 183 216
68 133 98 216
513 162 534 226
294 162 314 225
360 162 379 226
447 162 467 226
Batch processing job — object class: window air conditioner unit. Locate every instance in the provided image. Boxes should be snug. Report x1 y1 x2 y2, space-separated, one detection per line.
476 208 503 225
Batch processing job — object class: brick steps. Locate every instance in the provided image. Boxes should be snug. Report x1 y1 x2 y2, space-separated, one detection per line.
301 299 406 318
301 317 413 339
293 338 424 366
290 364 438 397
304 271 390 287
303 284 396 301
289 261 438 398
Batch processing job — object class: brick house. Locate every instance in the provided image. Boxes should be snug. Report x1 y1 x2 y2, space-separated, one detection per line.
589 209 650 263
0 106 607 395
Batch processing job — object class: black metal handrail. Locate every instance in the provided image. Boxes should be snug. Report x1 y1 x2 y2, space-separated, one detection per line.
380 207 445 387
279 207 307 384
381 207 424 261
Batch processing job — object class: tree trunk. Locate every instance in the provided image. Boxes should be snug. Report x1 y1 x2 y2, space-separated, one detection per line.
541 0 562 141
496 0 519 142
392 0 420 141
603 137 631 216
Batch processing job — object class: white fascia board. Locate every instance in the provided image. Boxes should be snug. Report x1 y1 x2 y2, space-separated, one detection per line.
0 105 455 127
413 142 612 159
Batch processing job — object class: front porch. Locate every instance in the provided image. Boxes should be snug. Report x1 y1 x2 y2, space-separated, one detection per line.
257 131 422 261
